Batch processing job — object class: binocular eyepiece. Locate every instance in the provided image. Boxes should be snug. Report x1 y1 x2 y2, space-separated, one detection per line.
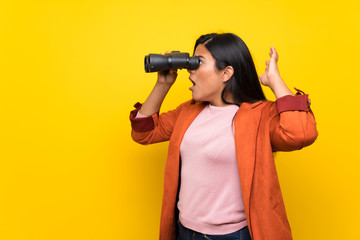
144 51 200 73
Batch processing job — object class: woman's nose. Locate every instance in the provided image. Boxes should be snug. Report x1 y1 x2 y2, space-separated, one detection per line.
187 68 194 74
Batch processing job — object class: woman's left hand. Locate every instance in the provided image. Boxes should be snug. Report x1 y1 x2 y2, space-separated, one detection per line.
259 46 294 98
259 46 281 88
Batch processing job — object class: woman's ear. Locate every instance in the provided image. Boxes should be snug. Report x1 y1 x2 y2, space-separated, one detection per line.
222 66 234 83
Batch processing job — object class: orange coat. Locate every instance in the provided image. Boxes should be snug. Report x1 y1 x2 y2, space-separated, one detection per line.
130 91 318 240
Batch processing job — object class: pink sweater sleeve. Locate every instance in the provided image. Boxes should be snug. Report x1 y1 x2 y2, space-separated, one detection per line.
135 111 150 118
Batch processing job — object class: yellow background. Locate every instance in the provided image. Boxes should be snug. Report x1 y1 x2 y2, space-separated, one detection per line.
1 0 359 239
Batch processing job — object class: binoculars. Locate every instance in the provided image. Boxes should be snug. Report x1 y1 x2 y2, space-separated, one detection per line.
144 51 200 73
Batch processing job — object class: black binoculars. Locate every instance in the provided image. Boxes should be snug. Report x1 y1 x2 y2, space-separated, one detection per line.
144 51 200 73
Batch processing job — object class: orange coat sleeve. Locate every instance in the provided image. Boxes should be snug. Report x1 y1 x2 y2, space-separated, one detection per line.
269 89 318 152
130 100 191 145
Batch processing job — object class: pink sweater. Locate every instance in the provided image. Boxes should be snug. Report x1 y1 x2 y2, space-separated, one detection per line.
178 103 247 234
136 103 247 234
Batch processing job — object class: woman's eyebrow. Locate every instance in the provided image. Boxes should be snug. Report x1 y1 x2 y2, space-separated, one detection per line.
195 55 205 59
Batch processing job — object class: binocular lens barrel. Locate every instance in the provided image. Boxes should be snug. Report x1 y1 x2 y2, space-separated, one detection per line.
144 52 200 72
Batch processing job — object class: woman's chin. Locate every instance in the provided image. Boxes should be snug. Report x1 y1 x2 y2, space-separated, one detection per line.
191 94 205 102
191 93 199 101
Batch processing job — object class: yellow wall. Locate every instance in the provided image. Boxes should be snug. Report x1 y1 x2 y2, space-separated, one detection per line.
1 0 359 239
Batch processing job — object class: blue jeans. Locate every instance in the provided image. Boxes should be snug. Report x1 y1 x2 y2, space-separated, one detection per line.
177 220 252 240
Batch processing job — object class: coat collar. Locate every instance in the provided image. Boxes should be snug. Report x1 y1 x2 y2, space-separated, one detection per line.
189 99 264 109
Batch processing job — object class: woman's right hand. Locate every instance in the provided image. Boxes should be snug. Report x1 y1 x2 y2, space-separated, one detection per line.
138 52 178 116
157 69 178 85
156 52 178 86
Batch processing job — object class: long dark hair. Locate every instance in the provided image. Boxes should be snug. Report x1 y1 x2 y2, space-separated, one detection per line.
194 33 266 105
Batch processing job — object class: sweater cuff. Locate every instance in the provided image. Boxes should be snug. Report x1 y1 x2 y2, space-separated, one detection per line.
129 102 157 132
275 88 311 114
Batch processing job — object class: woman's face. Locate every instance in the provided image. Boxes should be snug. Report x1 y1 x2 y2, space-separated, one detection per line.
188 44 226 106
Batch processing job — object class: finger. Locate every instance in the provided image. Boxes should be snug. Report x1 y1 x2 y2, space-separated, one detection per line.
271 46 278 60
271 46 276 54
161 51 171 55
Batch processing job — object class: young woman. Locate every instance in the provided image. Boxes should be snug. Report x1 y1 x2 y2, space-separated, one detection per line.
130 33 318 240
